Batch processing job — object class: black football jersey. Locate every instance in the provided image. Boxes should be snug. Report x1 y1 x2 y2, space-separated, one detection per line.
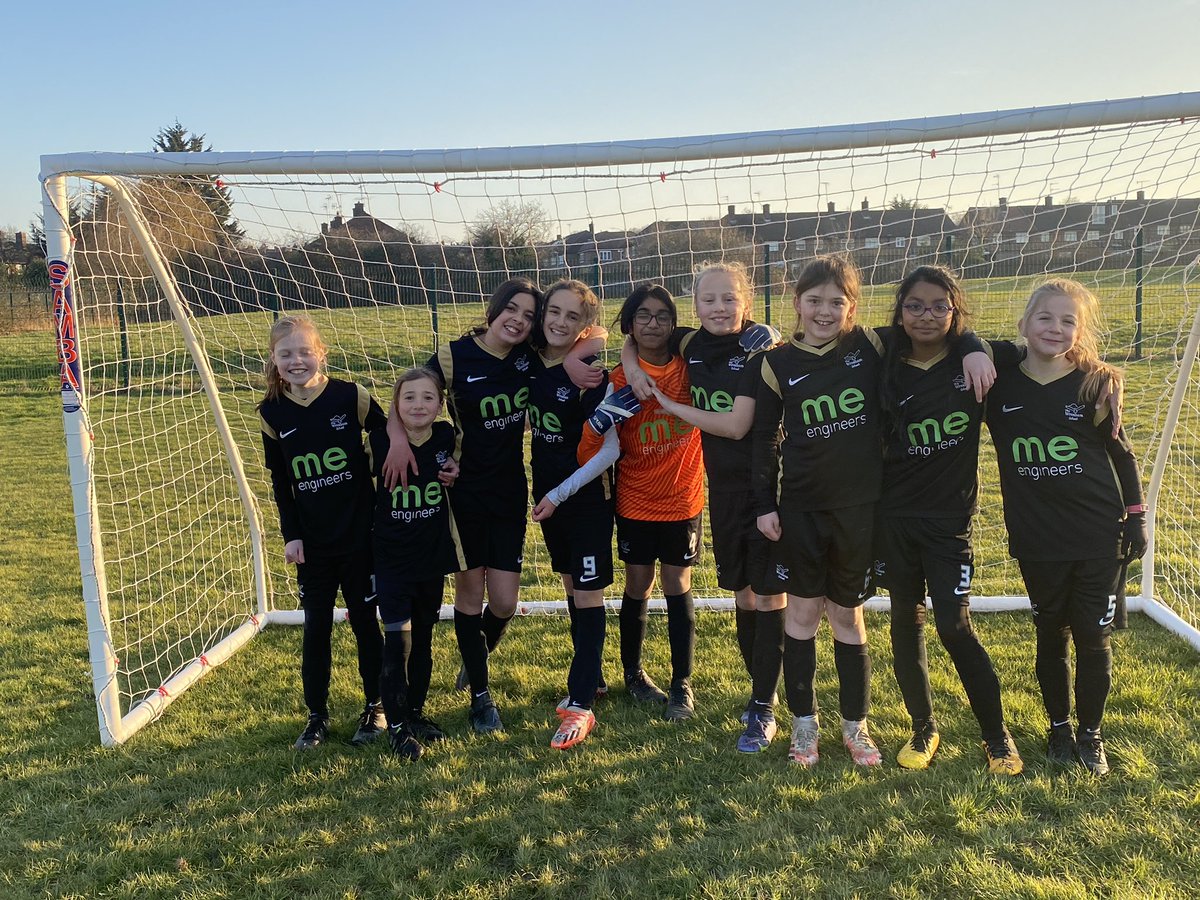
369 421 465 577
986 365 1132 561
429 336 533 513
527 352 611 509
679 324 767 493
260 378 385 552
752 326 885 514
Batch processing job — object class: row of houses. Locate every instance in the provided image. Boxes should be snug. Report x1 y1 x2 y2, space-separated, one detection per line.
304 193 1200 282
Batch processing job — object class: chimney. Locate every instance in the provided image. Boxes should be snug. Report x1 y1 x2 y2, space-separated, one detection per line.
14 231 24 250
1137 190 1146 201
762 204 770 215
321 223 328 235
1044 196 1053 208
727 205 735 217
861 199 869 211
352 202 365 218
588 221 595 234
827 201 835 213
999 197 1007 211
331 214 343 229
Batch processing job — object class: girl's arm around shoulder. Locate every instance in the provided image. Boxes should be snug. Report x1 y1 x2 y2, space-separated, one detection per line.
564 326 608 390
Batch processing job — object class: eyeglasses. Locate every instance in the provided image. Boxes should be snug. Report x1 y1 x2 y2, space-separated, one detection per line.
901 301 954 319
633 310 673 325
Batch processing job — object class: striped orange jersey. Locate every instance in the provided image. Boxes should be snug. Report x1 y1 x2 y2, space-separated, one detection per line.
579 355 704 522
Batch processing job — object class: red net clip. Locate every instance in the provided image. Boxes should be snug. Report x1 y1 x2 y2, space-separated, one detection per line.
215 178 225 189
199 654 210 667
659 172 667 182
249 614 260 626
157 686 170 698
930 149 937 159
433 181 442 193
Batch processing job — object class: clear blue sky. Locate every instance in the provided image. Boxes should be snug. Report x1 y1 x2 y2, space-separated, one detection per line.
4 0 1197 232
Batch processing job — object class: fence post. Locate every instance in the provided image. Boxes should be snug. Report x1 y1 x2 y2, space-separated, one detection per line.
1134 227 1144 361
116 281 130 391
762 244 772 327
428 266 439 352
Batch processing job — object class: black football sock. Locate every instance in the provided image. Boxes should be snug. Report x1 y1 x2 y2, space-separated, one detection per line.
380 627 412 726
481 606 513 652
567 606 607 709
735 605 756 679
619 594 649 680
454 610 489 695
665 591 696 682
750 608 784 710
783 635 817 718
834 638 871 722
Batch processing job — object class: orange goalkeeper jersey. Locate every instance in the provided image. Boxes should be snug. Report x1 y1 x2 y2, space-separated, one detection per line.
579 355 705 522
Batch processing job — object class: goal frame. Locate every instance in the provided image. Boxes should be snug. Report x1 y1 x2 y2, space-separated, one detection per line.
43 90 1200 745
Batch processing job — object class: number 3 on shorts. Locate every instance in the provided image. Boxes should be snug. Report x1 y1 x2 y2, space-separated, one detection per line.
954 564 972 597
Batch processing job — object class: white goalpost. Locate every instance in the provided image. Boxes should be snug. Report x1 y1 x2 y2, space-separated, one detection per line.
42 91 1200 745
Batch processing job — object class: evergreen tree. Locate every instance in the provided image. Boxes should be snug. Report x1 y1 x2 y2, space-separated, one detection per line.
153 121 243 241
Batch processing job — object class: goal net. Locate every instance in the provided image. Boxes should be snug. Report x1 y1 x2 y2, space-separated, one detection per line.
43 92 1200 745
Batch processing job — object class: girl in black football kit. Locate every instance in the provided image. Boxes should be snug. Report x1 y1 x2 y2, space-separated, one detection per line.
626 261 788 754
382 279 605 734
876 266 1022 775
986 279 1146 777
529 280 618 750
752 256 995 768
258 315 386 751
369 367 465 760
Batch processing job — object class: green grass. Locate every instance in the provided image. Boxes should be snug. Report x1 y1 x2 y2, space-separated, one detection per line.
5 378 1200 896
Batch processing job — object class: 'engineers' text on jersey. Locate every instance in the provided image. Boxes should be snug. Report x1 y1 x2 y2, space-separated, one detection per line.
677 325 766 493
429 336 532 514
986 365 1126 561
369 422 466 577
260 378 385 552
528 352 612 509
752 326 884 514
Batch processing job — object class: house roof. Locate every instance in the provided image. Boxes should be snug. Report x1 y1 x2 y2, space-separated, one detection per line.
722 208 955 242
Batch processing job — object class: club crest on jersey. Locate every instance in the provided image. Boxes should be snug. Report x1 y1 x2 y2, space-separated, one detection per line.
728 355 746 371
1064 402 1086 421
619 540 631 555
514 354 530 373
775 563 789 581
556 386 571 402
435 450 449 466
874 560 886 577
844 350 863 369
953 374 969 392
329 414 349 431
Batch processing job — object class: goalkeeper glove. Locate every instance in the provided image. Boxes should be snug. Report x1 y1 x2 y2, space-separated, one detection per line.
587 385 640 435
1121 511 1148 563
739 323 781 353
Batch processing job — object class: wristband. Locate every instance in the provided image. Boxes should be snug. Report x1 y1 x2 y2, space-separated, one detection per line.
1125 504 1147 515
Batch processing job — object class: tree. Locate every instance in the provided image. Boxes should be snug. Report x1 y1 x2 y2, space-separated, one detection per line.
468 199 551 272
888 195 923 211
153 121 243 241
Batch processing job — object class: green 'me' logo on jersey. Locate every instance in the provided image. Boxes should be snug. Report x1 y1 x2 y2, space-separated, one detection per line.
800 387 864 425
527 402 562 433
391 481 443 509
291 447 348 480
907 411 970 446
691 384 734 412
1011 435 1079 463
479 387 530 419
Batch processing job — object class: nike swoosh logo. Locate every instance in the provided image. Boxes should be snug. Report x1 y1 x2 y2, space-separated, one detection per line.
688 358 703 364
577 575 599 583
466 375 487 383
788 375 810 386
280 428 298 438
954 587 971 596
682 551 697 560
1001 405 1023 413
899 395 914 406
